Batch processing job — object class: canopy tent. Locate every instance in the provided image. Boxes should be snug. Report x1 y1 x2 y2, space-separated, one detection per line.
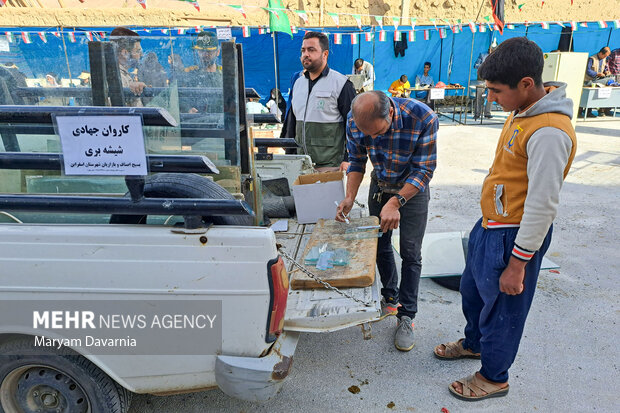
2 23 619 103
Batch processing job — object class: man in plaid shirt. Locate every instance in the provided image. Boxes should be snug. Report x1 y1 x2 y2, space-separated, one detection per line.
336 91 437 351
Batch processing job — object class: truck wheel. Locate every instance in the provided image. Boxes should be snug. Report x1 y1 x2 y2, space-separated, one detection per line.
0 338 132 413
430 276 461 291
110 173 254 226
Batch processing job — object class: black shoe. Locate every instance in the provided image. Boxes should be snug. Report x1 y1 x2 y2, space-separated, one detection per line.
484 114 493 119
473 115 480 121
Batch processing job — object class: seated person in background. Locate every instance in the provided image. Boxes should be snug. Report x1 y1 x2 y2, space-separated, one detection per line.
389 75 410 98
266 88 286 122
246 97 268 114
584 47 611 85
415 61 435 109
110 27 146 107
352 58 375 91
608 48 620 79
415 61 434 88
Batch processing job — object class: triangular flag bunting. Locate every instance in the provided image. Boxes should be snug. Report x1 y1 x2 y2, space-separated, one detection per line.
350 33 358 44
479 23 487 32
68 32 76 43
468 21 477 33
598 21 608 28
540 22 549 29
177 28 185 35
5 32 13 43
411 18 417 30
190 1 200 12
21 32 32 44
290 25 298 34
570 21 578 31
38 32 47 43
554 22 565 28
378 30 386 41
392 17 399 31
374 16 383 30
353 14 362 30
268 0 292 37
52 31 61 38
258 27 266 34
423 30 430 40
614 20 620 29
580 22 588 28
229 5 246 19
506 24 515 30
333 33 342 44
194 26 201 32
137 0 146 9
364 32 373 42
408 30 415 42
161 29 168 34
242 26 250 37
328 12 339 27
294 10 309 24
85 31 94 41
430 18 437 31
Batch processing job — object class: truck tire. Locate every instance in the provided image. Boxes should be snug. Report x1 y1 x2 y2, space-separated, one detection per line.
110 173 254 226
0 337 132 413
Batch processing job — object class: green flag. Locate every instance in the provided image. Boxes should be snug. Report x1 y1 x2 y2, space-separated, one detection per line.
267 0 292 37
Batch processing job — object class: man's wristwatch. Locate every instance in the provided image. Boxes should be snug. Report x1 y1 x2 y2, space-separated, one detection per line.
394 194 407 208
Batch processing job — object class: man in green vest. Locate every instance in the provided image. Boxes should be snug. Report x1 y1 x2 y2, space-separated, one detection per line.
433 37 577 401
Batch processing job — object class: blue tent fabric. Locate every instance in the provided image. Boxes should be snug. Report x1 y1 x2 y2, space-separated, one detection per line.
3 24 619 106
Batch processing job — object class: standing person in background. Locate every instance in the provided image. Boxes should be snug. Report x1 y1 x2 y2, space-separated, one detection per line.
434 37 577 402
280 31 355 172
388 75 410 98
266 88 286 123
110 27 146 107
473 46 495 120
352 58 375 91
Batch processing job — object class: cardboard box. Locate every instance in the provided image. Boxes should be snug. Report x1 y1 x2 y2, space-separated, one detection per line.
292 171 345 224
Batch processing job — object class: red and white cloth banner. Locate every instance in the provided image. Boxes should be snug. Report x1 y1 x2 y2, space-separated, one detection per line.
423 30 430 40
353 14 362 30
136 0 147 9
597 21 608 29
242 26 250 37
378 30 386 41
38 32 47 43
540 22 549 29
570 21 578 30
506 24 515 30
393 30 400 41
468 21 477 33
479 23 487 32
258 27 266 34
177 28 185 35
439 28 447 39
194 26 201 32
333 33 342 44
21 32 32 44
408 30 415 42
294 10 309 24
190 1 200 12
350 33 358 44
85 31 94 41
364 32 373 42
67 32 76 43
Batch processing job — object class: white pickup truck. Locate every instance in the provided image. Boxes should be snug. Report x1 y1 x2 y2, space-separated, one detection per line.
0 38 381 413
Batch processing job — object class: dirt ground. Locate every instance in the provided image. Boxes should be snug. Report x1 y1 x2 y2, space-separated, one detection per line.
129 117 620 412
3 0 619 27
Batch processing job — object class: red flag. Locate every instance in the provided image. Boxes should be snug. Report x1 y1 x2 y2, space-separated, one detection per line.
489 0 505 34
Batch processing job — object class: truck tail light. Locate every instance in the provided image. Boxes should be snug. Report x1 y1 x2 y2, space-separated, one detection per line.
266 256 289 343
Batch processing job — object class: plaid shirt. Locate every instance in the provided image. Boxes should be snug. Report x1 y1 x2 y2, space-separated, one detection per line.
346 97 437 191
609 48 620 75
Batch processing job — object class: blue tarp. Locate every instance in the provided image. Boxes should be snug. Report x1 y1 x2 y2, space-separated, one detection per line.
3 24 618 104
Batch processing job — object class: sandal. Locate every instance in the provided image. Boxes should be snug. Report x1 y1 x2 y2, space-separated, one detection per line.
449 373 509 401
433 338 481 360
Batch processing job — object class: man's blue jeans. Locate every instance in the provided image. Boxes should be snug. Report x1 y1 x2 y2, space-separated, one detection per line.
460 218 552 383
368 178 430 319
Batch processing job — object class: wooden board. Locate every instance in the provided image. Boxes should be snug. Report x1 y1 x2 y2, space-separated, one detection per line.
290 216 379 289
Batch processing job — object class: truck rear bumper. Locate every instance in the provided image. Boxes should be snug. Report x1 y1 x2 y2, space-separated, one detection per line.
215 331 300 401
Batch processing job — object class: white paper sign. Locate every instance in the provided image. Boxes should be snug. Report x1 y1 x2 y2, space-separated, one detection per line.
597 88 612 99
56 115 147 176
216 27 232 40
430 88 445 100
0 38 9 52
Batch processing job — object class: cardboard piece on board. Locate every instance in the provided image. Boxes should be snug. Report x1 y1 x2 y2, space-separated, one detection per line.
292 171 345 224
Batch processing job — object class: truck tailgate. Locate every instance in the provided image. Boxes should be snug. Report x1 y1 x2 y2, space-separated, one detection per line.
276 220 381 333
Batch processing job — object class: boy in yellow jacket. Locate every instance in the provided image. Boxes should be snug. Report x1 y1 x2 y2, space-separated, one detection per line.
433 37 577 401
